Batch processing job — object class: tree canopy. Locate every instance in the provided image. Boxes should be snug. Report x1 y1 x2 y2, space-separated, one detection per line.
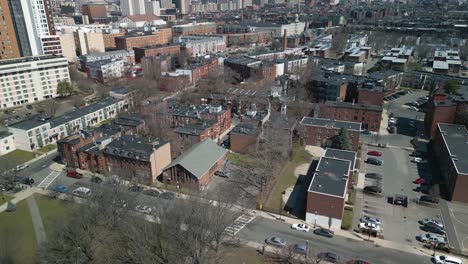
331 128 353 151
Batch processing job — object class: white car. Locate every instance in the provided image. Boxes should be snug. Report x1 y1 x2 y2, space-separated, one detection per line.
417 233 446 244
360 216 381 226
359 222 381 232
432 255 462 264
72 187 91 197
408 106 419 111
14 164 29 172
135 205 152 214
422 218 444 229
413 157 428 164
291 223 310 232
389 117 397 124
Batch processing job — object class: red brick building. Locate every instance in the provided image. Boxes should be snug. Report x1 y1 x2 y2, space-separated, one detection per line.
424 89 458 138
299 117 361 151
103 32 126 49
222 32 273 47
134 44 181 63
115 29 172 51
318 101 382 132
57 131 96 168
432 123 468 203
357 84 384 106
230 123 261 154
82 3 107 23
306 148 356 229
174 120 217 146
170 105 231 136
162 140 228 190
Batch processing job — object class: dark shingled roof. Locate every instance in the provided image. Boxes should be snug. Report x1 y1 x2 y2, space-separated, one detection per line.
231 123 261 137
104 135 166 162
300 117 361 131
308 157 350 197
323 101 383 112
437 123 468 174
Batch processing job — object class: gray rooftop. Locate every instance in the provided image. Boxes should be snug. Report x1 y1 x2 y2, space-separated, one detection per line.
300 117 361 131
0 131 12 139
324 101 383 112
437 123 468 174
104 135 165 161
324 148 357 171
9 98 123 131
164 140 228 179
225 56 261 66
308 157 350 197
231 123 261 137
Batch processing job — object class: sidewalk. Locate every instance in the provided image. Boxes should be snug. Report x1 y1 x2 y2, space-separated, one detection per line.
0 187 40 213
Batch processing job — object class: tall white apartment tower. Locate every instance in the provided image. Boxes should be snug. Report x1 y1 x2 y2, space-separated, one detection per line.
121 0 146 15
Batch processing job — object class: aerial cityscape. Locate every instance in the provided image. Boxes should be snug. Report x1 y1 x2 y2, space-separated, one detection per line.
0 0 467 263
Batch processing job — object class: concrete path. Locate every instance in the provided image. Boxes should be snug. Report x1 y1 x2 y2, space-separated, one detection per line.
26 196 47 250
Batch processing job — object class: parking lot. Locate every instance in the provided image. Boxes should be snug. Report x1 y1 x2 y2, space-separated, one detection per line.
355 142 442 248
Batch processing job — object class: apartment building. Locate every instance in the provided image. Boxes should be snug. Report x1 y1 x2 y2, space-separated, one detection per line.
0 0 21 59
0 131 15 155
8 97 125 151
115 30 172 50
176 35 226 57
0 55 70 109
318 101 383 132
79 50 135 71
172 22 217 36
86 59 125 83
299 117 361 151
134 44 181 63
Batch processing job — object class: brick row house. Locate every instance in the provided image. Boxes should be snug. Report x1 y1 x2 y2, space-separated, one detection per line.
317 101 382 132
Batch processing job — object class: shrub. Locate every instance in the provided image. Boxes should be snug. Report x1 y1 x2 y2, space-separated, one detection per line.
341 210 353 230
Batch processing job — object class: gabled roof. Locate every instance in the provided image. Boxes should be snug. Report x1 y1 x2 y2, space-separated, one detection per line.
164 140 228 179
123 14 160 22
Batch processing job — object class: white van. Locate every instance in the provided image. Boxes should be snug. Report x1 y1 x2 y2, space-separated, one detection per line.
72 187 91 197
433 255 463 264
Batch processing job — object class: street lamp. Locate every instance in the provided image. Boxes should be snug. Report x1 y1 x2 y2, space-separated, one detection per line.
314 211 317 228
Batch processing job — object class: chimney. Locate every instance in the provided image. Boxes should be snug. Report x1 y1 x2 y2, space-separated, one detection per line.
283 29 287 51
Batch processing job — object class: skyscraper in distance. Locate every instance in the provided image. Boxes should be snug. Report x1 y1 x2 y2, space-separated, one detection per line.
0 0 21 59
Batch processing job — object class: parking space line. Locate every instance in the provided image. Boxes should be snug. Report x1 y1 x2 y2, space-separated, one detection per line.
223 213 256 237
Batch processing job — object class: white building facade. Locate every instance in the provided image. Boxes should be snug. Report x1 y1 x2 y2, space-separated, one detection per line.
0 56 70 109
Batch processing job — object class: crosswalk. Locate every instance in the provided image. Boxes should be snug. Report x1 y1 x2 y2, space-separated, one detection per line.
37 171 61 189
223 213 256 237
226 87 258 96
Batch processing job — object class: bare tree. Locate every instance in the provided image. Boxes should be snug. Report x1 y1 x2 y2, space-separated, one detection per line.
38 100 59 117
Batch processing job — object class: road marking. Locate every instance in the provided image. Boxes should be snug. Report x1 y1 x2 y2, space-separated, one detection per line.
233 88 239 94
37 171 61 189
223 213 256 237
245 90 251 95
251 91 257 95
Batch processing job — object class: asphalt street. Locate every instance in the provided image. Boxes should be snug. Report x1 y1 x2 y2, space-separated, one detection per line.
238 217 431 264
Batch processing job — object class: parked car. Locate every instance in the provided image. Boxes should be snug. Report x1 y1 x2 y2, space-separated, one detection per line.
142 189 160 197
413 178 426 184
422 225 446 235
14 164 29 172
90 176 102 184
348 260 371 264
432 255 462 264
367 151 382 157
67 171 83 179
26 105 33 109
291 223 310 232
72 187 91 197
22 177 34 185
361 130 372 135
389 117 397 124
214 171 229 178
410 151 427 158
292 244 308 255
412 157 428 164
159 192 175 200
313 228 334 238
408 106 419 111
393 195 408 207
365 173 383 180
128 185 143 192
135 205 152 214
265 236 286 247
363 186 382 194
318 252 340 263
419 195 439 204
52 184 68 193
360 216 381 225
366 158 383 166
416 233 446 244
422 218 444 229
358 222 381 232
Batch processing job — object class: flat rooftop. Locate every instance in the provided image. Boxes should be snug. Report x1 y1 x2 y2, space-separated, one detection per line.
300 117 361 131
437 123 468 174
308 156 350 197
324 148 357 171
323 101 383 112
0 55 65 66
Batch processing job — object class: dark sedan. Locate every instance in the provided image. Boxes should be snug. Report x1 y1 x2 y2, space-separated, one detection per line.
366 158 383 166
313 228 334 238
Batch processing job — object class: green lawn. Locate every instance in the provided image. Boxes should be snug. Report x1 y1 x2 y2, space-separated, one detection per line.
264 143 312 213
0 200 37 264
37 144 57 154
100 118 114 125
0 150 37 170
228 153 254 166
34 194 72 238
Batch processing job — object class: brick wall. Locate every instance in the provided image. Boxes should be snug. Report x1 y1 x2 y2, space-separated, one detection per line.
318 104 381 132
103 32 125 49
307 191 345 220
300 125 360 151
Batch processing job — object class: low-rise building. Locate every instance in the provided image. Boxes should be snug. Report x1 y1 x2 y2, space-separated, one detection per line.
134 43 181 63
306 148 356 229
104 136 171 184
432 123 468 203
229 123 261 154
0 132 15 155
79 50 135 71
299 117 361 151
317 101 382 132
172 22 217 37
117 14 166 29
162 139 228 190
176 35 226 57
8 98 125 151
86 59 125 83
0 55 70 109
174 120 217 146
115 29 173 51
